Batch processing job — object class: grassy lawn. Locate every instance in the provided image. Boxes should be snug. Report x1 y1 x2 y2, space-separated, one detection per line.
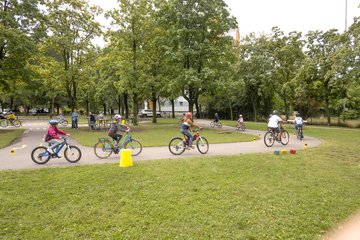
0 129 25 149
1 122 360 239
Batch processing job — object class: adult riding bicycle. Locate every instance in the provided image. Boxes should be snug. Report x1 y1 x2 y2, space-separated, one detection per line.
94 130 142 159
31 137 82 164
264 125 289 147
168 129 209 155
210 120 222 128
0 118 22 127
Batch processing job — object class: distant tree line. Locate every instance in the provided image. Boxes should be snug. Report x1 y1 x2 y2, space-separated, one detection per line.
1 0 359 125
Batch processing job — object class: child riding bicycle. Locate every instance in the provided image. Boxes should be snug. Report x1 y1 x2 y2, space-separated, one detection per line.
108 114 129 147
180 112 201 149
46 119 70 155
267 110 283 139
237 114 244 128
294 112 304 139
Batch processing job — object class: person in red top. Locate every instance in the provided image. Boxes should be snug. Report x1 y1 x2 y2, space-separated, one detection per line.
46 119 69 155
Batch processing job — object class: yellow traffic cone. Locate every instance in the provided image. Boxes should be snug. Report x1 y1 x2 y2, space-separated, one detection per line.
119 149 133 167
304 143 308 149
10 148 15 155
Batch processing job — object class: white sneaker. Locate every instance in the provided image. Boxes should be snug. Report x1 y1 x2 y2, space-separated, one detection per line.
47 148 54 154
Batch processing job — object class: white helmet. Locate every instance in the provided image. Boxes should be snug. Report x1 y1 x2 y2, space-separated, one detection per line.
114 114 122 120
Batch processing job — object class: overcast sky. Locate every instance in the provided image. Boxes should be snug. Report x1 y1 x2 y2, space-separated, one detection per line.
90 0 359 44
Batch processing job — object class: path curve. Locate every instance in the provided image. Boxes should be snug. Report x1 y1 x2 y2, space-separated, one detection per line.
0 119 321 170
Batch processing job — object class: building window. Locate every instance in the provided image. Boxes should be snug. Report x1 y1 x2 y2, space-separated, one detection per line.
179 101 183 106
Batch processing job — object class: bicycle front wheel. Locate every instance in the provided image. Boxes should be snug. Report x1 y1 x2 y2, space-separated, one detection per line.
196 137 209 154
12 120 21 127
0 120 8 127
280 130 290 145
124 139 142 156
168 137 186 155
94 140 113 159
264 131 275 147
64 145 82 163
31 146 51 164
210 122 215 128
61 120 68 127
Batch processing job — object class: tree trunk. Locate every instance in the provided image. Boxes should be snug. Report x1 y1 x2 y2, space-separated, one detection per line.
251 91 257 122
170 99 175 118
229 99 233 120
124 92 129 119
103 103 106 116
132 94 139 126
151 89 157 123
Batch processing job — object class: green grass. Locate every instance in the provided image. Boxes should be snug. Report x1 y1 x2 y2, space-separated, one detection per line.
1 122 360 239
68 119 255 147
0 129 25 149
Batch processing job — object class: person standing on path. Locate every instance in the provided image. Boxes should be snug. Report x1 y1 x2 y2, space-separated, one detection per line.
71 109 79 129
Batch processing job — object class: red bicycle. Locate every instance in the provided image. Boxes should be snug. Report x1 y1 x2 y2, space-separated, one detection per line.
168 129 209 155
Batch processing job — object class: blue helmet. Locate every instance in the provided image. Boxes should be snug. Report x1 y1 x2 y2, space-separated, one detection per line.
49 119 59 125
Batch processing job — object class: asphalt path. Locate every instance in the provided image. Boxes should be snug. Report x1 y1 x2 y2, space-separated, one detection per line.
0 119 321 170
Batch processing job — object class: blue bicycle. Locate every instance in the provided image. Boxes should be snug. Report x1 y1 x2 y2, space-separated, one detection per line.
31 137 82 164
94 131 142 159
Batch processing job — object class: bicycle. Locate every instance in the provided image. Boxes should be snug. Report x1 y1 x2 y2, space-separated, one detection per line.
168 129 209 155
94 131 142 159
264 126 289 147
236 122 246 131
296 126 304 140
210 120 222 128
0 118 22 127
57 118 68 127
31 137 82 164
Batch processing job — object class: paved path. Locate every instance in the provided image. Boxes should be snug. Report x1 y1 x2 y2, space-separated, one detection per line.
0 119 321 170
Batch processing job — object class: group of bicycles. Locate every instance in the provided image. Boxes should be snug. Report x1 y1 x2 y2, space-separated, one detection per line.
30 118 303 165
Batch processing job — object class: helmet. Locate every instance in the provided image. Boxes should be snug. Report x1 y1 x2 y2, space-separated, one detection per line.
49 119 59 125
185 112 192 118
296 112 301 117
239 114 242 117
272 110 279 115
114 114 122 120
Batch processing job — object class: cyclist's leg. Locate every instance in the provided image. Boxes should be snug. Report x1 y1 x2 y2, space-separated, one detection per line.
181 129 193 147
47 139 62 153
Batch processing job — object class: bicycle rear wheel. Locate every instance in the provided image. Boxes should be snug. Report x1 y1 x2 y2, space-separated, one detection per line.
94 140 113 159
64 145 82 163
31 146 51 164
196 137 209 154
124 139 142 156
61 120 68 127
168 137 186 155
0 120 8 127
210 122 215 128
280 130 290 145
264 131 275 147
216 122 222 128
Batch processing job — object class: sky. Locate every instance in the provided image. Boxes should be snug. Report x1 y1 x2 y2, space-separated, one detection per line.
89 0 360 44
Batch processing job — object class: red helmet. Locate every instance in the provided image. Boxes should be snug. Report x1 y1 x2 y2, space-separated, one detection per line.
185 112 192 118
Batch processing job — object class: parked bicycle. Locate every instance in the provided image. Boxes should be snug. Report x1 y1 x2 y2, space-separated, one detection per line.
0 118 22 127
264 126 289 147
168 129 209 155
31 137 82 164
210 120 222 128
236 122 246 131
94 131 142 159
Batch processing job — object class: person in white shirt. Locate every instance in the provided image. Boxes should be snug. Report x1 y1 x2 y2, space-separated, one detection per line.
294 112 304 139
267 110 283 138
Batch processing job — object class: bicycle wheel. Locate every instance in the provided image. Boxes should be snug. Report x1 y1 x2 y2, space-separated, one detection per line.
31 146 51 164
196 137 209 154
61 120 68 127
64 145 82 163
12 120 21 127
296 129 301 140
210 122 215 128
264 131 275 147
280 130 290 145
216 122 222 128
0 120 8 127
94 140 113 159
124 139 142 156
168 137 186 155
